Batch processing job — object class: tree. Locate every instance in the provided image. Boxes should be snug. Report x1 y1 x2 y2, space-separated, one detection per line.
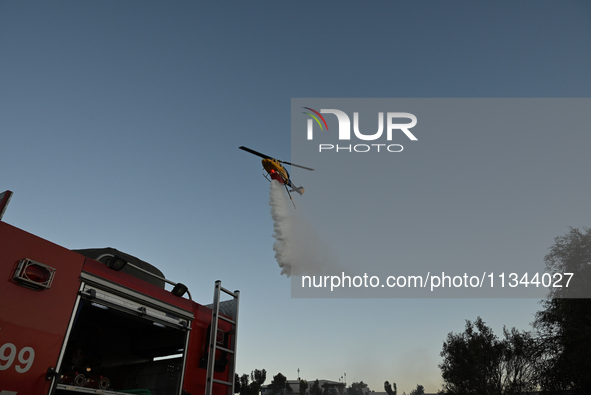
239 374 251 395
299 380 309 395
250 369 267 395
311 380 322 395
543 226 591 299
408 384 424 395
235 373 242 394
252 369 267 387
269 373 288 395
533 227 591 393
384 381 397 395
347 382 368 395
439 317 538 394
236 369 267 395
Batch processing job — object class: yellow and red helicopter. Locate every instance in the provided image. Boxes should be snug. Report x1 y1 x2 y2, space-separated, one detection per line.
239 146 314 206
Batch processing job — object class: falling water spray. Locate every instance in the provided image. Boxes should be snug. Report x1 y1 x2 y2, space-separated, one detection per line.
268 180 335 277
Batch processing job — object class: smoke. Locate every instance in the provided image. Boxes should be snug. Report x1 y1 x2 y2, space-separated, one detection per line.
269 180 335 277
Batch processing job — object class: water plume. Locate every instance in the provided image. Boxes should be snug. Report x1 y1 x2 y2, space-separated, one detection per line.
269 180 334 277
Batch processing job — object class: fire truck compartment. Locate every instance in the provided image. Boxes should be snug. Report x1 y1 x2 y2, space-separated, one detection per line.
56 278 193 395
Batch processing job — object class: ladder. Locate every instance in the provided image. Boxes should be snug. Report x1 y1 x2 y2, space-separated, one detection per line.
205 280 240 395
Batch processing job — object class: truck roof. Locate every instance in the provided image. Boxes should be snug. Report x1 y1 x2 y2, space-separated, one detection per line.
75 247 166 288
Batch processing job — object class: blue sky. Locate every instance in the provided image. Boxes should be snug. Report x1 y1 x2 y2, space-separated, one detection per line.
2 1 591 393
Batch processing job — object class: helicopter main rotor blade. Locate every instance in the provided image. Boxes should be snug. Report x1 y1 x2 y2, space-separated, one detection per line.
239 146 272 160
279 160 315 171
240 146 314 171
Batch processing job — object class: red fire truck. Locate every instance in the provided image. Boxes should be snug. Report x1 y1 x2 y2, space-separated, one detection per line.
0 191 239 395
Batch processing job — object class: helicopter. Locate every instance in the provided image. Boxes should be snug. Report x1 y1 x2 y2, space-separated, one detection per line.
239 146 314 206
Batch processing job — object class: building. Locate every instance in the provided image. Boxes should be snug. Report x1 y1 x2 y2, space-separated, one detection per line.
261 379 346 395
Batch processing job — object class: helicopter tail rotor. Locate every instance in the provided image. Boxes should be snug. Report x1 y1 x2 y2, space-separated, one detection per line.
290 186 305 196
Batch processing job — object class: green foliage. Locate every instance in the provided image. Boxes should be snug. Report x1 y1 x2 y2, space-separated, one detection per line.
239 373 250 395
268 373 288 395
533 227 591 393
347 382 367 395
543 227 591 298
311 380 322 395
408 384 424 395
236 369 267 395
252 369 267 386
299 379 309 395
235 373 242 394
438 317 537 395
384 381 396 395
438 227 591 394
